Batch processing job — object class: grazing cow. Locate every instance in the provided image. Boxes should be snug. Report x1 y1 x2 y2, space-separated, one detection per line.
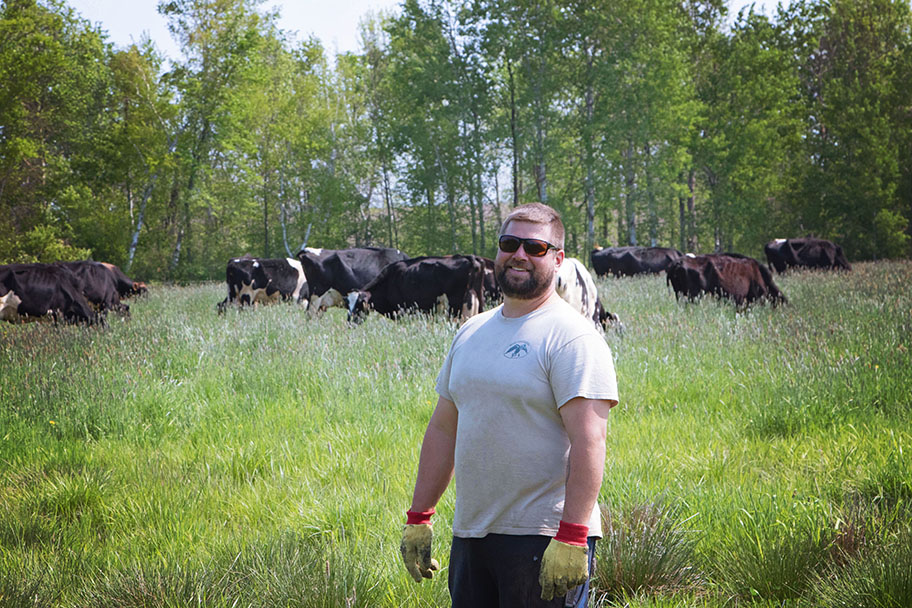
100 262 148 298
591 246 683 277
347 255 485 323
56 261 128 316
0 263 100 325
667 253 786 307
296 246 409 312
555 257 619 331
764 238 851 273
217 256 308 313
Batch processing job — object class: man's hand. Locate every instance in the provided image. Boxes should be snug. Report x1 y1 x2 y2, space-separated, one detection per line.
400 521 440 582
400 523 439 582
538 537 589 601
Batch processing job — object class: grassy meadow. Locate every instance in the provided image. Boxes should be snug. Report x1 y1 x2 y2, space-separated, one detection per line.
0 260 910 607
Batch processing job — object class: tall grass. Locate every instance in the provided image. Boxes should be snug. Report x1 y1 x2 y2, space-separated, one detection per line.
0 261 910 606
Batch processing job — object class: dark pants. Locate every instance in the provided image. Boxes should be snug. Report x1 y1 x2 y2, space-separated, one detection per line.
448 534 597 608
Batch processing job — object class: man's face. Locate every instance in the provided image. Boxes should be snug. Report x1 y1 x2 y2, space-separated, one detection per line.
494 220 564 300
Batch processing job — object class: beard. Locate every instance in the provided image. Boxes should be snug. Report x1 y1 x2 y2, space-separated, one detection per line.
495 260 555 300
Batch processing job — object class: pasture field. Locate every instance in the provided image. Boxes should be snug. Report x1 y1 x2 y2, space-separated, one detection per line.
1 261 910 607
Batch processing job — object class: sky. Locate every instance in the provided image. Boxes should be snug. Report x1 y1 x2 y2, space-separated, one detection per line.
66 0 402 58
67 0 776 61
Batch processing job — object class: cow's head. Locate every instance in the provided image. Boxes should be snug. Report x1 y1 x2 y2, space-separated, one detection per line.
346 291 371 324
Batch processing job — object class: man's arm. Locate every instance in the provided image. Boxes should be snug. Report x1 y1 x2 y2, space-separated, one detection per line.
409 396 459 512
538 396 613 600
558 396 614 525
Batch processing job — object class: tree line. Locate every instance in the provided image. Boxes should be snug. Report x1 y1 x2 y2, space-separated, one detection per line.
1 0 910 281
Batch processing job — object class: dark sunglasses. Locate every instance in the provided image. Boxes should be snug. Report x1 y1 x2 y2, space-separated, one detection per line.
498 235 559 257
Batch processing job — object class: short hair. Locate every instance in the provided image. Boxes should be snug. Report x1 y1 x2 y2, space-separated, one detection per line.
500 203 565 249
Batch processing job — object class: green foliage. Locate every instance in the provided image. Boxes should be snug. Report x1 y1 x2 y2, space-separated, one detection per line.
2 0 911 274
6 221 91 263
873 208 911 259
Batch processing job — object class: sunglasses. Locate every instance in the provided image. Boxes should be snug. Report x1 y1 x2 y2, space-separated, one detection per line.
498 235 559 257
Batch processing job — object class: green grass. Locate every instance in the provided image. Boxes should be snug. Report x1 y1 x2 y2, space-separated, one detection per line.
1 261 910 607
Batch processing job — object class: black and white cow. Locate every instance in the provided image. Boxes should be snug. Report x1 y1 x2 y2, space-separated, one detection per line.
296 246 409 312
555 257 618 331
216 256 308 313
0 263 100 325
347 255 485 323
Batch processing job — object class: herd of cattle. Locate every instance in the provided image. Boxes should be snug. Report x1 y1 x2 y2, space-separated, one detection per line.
215 247 617 331
593 237 850 306
0 261 146 325
0 236 849 328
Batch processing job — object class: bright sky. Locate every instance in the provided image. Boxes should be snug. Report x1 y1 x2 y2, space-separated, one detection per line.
66 0 402 59
66 0 776 61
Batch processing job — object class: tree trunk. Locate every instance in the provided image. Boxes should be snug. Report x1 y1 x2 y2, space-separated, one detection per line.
624 141 637 246
383 163 397 248
263 159 269 258
126 175 157 272
687 168 698 252
645 143 657 246
679 192 686 253
583 45 596 258
507 59 520 206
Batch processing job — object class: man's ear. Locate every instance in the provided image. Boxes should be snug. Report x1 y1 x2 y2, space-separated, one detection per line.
554 249 565 268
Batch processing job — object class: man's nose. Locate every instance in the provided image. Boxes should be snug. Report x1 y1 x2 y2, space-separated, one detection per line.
510 244 530 261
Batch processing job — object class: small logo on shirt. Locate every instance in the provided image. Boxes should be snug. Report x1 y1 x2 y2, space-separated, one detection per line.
504 341 530 359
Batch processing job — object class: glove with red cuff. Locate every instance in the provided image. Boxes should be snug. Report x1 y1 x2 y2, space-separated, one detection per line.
400 509 440 582
538 521 589 601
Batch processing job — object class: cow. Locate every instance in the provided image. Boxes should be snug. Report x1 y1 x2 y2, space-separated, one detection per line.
217 256 308 313
480 256 502 305
347 255 485 323
0 263 100 325
764 237 851 273
296 246 409 312
56 261 128 316
100 262 148 298
591 246 684 277
667 253 786 307
555 257 619 331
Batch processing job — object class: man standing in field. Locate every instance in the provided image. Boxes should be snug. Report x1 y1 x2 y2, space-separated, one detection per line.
400 203 618 607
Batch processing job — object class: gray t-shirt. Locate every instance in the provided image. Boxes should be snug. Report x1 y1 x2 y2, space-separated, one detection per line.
436 296 618 539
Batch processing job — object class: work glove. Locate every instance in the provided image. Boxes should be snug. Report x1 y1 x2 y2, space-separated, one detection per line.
539 521 590 601
400 509 440 582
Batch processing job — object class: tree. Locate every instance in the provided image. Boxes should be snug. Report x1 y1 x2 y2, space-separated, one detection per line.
0 0 108 262
158 0 271 278
694 6 804 254
786 0 911 258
